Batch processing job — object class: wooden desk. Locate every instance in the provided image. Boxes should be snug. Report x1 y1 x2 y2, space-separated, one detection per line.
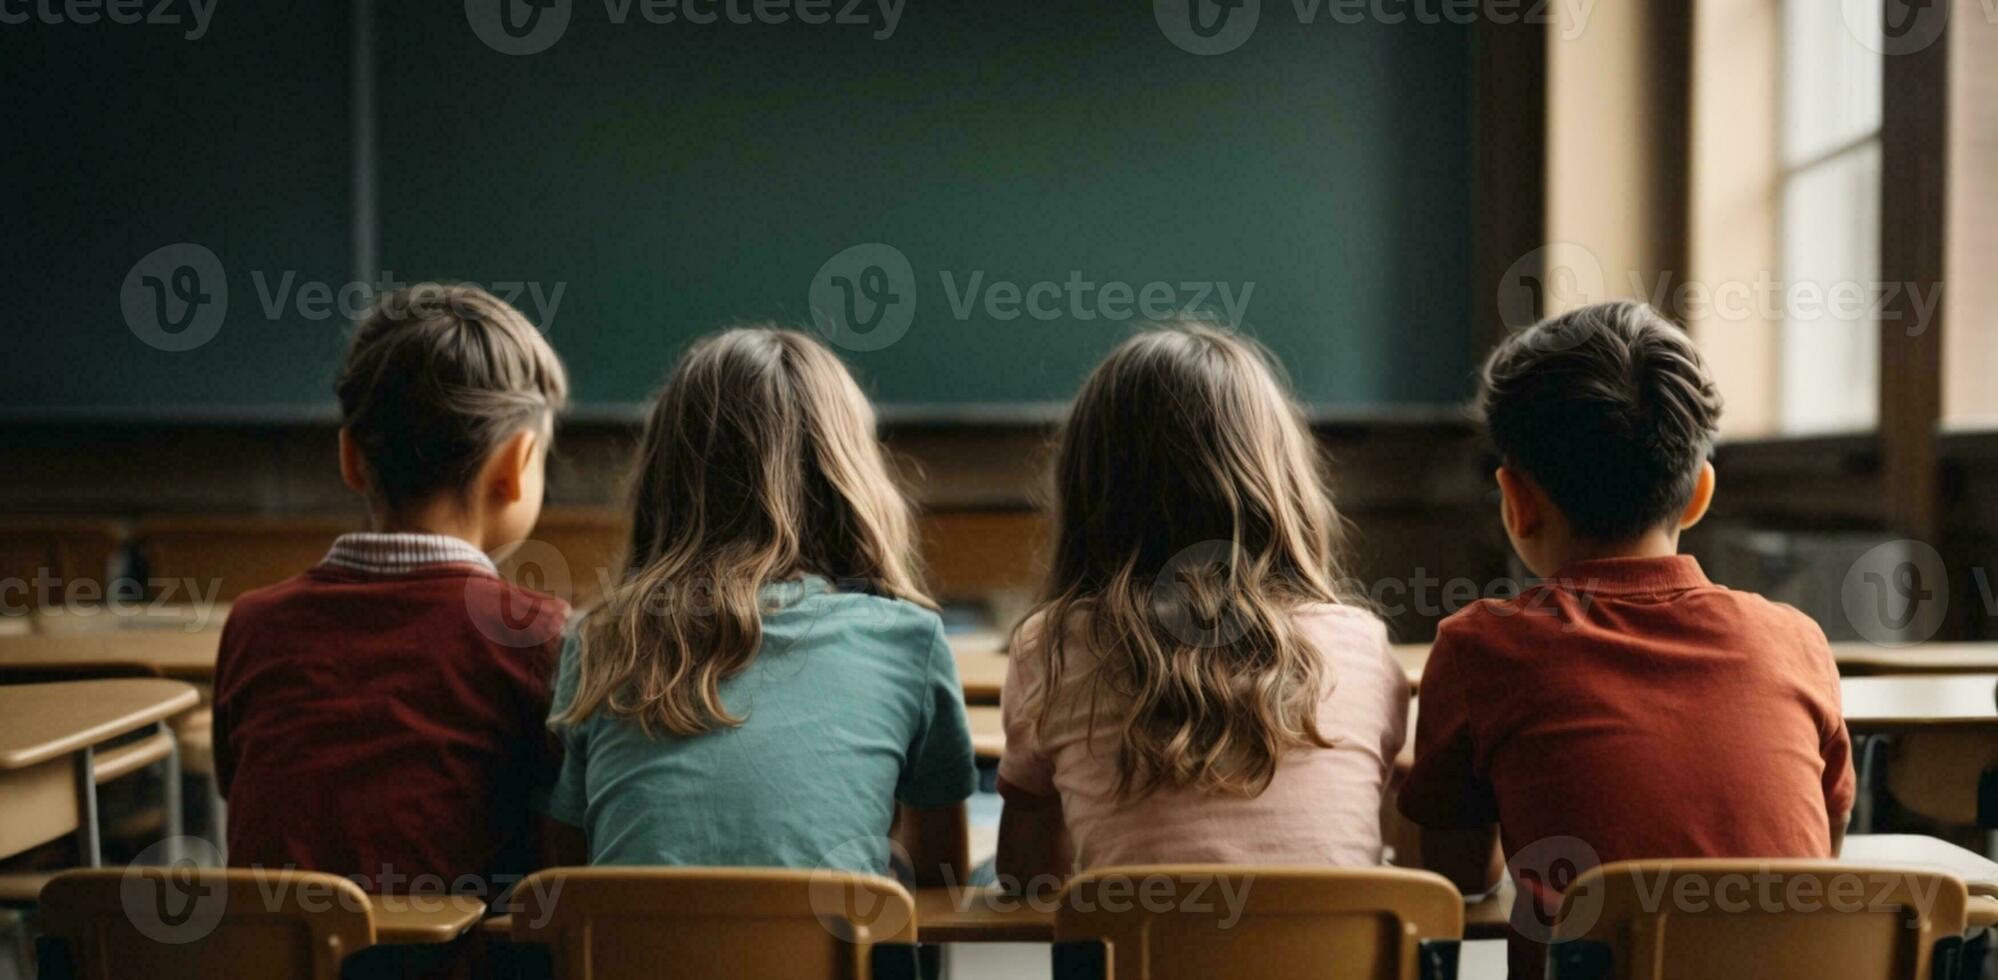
1390 643 1428 690
1836 644 1998 676
1841 834 1998 896
368 894 489 944
31 603 230 636
915 886 1054 943
953 632 1006 706
968 706 1003 762
1840 674 1998 733
0 679 200 866
0 631 221 682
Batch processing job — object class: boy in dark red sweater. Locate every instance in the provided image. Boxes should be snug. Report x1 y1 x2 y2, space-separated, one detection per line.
214 283 571 898
1398 302 1854 978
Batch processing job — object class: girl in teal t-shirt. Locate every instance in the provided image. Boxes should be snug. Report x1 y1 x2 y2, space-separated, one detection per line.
545 328 975 880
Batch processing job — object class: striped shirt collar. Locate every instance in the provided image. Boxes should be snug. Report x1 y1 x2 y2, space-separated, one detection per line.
321 532 498 576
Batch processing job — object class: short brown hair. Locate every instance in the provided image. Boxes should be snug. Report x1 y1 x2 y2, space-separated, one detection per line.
335 283 569 511
1477 301 1723 541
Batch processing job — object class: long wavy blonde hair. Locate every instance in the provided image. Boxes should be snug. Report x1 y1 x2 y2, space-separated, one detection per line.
1022 324 1356 801
563 327 933 735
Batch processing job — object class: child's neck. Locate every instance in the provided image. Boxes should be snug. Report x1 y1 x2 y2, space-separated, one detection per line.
372 502 492 554
1537 527 1681 577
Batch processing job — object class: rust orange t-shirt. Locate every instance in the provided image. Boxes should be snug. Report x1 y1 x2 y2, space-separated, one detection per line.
1397 555 1855 978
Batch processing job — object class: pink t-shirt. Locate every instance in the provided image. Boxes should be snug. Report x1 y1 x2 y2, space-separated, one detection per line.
998 603 1410 869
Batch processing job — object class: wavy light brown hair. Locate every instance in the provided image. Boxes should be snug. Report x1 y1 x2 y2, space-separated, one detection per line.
563 327 933 736
1022 324 1356 801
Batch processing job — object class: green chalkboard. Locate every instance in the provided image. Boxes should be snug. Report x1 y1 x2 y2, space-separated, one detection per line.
2 2 353 418
3 2 1474 419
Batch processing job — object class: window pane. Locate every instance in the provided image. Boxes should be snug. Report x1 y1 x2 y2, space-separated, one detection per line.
1780 142 1881 434
1783 0 1883 164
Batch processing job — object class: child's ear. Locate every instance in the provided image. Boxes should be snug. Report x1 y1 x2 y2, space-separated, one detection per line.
1495 465 1542 539
484 429 537 506
337 428 370 495
1678 460 1717 530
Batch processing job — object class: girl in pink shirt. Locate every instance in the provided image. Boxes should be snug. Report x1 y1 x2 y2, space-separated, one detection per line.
995 324 1410 886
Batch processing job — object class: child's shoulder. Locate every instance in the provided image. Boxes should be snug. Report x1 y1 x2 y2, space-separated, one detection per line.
786 580 945 644
1290 600 1386 631
461 574 574 647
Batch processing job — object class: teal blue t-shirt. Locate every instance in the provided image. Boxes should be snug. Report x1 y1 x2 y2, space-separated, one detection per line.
545 576 976 874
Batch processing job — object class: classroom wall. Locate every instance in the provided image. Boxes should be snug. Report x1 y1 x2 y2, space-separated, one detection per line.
0 419 1506 640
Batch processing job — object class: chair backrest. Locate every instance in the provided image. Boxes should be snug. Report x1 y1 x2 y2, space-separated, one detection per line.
39 868 374 980
1052 866 1464 980
509 867 919 980
1549 860 1969 980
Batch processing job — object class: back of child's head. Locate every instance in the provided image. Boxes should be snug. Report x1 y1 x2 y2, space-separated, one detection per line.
336 283 569 513
571 326 929 736
1478 300 1724 541
1031 321 1352 801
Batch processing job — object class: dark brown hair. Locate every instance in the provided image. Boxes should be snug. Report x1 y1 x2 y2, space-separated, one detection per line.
1022 323 1357 801
1477 300 1723 541
335 283 569 511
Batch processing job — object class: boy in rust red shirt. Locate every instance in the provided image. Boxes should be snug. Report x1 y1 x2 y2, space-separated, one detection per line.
214 284 571 899
1398 302 1855 979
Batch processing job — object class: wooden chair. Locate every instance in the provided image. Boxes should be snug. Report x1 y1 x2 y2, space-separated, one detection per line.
508 867 925 979
36 868 374 980
1051 866 1464 980
1547 860 1969 980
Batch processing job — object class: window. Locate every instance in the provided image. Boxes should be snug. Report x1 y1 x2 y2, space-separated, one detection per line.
1776 0 1882 434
